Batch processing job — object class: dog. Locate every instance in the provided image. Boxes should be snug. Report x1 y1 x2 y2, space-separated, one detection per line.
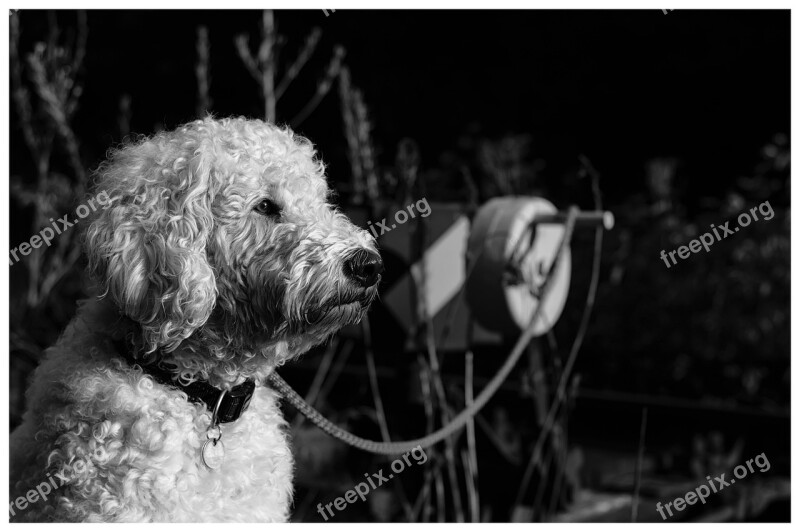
9 117 383 522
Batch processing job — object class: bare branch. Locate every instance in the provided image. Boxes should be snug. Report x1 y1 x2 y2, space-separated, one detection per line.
117 94 132 139
195 26 212 118
38 239 82 304
338 66 364 201
258 10 276 122
290 45 345 128
275 27 321 101
353 87 379 203
65 10 88 118
234 34 263 86
10 13 41 161
71 11 88 78
26 50 86 184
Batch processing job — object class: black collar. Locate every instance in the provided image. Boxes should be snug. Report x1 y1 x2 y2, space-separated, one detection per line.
113 339 255 424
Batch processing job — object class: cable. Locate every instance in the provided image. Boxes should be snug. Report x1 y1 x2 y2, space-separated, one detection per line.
512 159 605 508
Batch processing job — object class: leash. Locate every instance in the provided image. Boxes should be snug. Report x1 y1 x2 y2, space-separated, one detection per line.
269 207 580 455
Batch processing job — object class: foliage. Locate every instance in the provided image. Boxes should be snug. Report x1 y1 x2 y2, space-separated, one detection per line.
578 134 790 407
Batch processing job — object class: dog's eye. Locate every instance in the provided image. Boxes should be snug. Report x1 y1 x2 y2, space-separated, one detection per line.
254 198 281 218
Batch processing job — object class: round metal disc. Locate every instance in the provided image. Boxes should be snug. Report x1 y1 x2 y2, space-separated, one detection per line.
202 439 225 470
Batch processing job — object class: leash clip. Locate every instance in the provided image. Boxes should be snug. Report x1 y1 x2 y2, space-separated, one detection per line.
201 390 227 470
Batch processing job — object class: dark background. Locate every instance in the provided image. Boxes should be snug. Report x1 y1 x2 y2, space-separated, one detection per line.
11 10 790 198
9 9 790 522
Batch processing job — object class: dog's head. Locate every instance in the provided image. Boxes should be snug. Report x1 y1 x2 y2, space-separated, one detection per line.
85 117 381 379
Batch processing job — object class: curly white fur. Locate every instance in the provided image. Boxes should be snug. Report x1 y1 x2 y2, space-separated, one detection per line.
10 117 380 522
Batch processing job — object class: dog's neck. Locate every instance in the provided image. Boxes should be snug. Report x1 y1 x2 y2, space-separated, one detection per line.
162 331 291 389
89 298 290 389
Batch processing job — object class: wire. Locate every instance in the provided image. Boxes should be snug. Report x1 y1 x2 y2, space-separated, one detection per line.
512 158 605 510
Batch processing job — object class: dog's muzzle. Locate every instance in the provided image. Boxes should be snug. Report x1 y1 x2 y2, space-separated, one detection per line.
301 249 382 326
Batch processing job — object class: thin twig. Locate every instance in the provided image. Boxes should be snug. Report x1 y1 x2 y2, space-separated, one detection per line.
195 26 212 118
415 355 436 522
416 209 465 522
117 94 132 139
234 35 262 84
290 46 345 128
513 165 605 508
259 10 276 122
531 444 555 521
26 48 86 183
464 352 480 522
434 466 445 522
338 66 364 201
546 376 579 518
290 337 339 431
362 318 390 441
315 339 355 405
411 455 445 521
38 242 82 300
10 13 42 163
358 315 414 529
64 10 87 118
275 27 321 100
631 407 649 522
473 413 521 465
355 89 380 202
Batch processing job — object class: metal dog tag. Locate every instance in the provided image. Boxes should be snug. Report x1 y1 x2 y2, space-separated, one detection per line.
202 393 227 471
202 438 225 470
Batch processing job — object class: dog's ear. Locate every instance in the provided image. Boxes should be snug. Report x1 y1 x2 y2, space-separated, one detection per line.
85 132 217 353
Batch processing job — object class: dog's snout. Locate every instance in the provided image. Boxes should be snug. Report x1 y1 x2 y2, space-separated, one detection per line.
344 250 384 288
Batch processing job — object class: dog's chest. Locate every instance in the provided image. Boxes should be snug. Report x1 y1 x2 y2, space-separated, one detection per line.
165 386 294 521
13 330 296 522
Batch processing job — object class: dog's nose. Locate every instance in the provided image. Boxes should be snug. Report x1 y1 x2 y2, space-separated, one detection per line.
344 250 384 288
